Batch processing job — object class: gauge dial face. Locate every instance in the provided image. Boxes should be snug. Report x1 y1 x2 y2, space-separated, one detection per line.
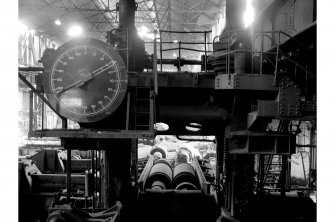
44 38 127 123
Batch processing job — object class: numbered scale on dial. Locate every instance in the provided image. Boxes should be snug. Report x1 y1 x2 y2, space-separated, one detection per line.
43 38 127 123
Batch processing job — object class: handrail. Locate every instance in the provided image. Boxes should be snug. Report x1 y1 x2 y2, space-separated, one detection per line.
18 72 63 120
253 32 282 80
259 30 310 51
252 33 315 78
212 30 314 87
281 56 315 77
159 30 211 72
146 41 213 45
19 72 67 136
161 47 212 53
253 30 313 85
160 30 211 34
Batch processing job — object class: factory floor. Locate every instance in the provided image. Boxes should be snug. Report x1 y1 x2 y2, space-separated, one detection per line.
134 189 220 222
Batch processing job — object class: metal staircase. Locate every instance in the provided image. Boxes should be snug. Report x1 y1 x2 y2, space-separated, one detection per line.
263 155 282 188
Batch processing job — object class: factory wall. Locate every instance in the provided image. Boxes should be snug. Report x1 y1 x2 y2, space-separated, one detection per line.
211 2 226 41
254 0 315 52
18 32 57 67
18 30 79 146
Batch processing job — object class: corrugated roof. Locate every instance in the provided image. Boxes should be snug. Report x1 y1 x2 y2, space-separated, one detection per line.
19 0 222 43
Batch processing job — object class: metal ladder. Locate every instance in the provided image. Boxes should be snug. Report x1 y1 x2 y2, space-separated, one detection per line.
134 87 154 131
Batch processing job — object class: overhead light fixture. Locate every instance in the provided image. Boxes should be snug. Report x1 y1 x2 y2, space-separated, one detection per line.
173 40 179 43
139 25 149 33
68 25 83 37
55 19 62 26
185 123 202 132
243 0 254 28
173 52 177 57
154 122 169 131
138 26 158 40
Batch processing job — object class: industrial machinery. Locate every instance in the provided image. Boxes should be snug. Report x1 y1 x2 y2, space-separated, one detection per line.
18 0 317 221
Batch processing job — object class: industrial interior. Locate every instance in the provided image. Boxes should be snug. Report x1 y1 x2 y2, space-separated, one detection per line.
18 0 316 221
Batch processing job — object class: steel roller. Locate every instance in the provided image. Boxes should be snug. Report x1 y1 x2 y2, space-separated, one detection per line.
175 182 198 190
150 145 167 159
144 159 173 190
172 163 198 190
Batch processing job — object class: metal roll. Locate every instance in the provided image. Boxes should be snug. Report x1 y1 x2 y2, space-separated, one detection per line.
151 180 166 190
150 145 167 159
47 211 66 222
144 160 173 189
172 163 198 190
175 182 198 190
175 147 192 164
155 158 170 165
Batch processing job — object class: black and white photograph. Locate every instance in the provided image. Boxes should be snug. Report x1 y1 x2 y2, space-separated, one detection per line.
2 0 324 221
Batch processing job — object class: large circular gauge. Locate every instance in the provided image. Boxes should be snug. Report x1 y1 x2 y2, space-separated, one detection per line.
43 38 127 123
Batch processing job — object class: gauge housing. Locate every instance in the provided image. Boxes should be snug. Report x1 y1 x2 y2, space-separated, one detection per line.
43 38 127 123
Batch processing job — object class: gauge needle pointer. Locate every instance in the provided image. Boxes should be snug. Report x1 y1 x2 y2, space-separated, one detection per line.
55 61 116 94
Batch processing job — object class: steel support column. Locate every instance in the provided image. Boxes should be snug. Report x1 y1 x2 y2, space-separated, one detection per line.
66 150 71 202
258 155 264 193
101 139 133 209
280 155 288 196
216 135 224 189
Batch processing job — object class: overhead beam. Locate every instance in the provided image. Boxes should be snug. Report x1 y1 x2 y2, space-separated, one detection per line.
24 6 218 13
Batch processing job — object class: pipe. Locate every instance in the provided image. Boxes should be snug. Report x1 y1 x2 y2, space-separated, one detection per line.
176 135 215 142
157 59 202 65
160 30 211 34
153 30 158 95
29 91 33 135
158 105 228 125
85 171 93 197
178 41 181 72
118 0 136 30
91 150 95 212
19 67 44 72
204 32 207 73
160 30 163 71
150 41 213 45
